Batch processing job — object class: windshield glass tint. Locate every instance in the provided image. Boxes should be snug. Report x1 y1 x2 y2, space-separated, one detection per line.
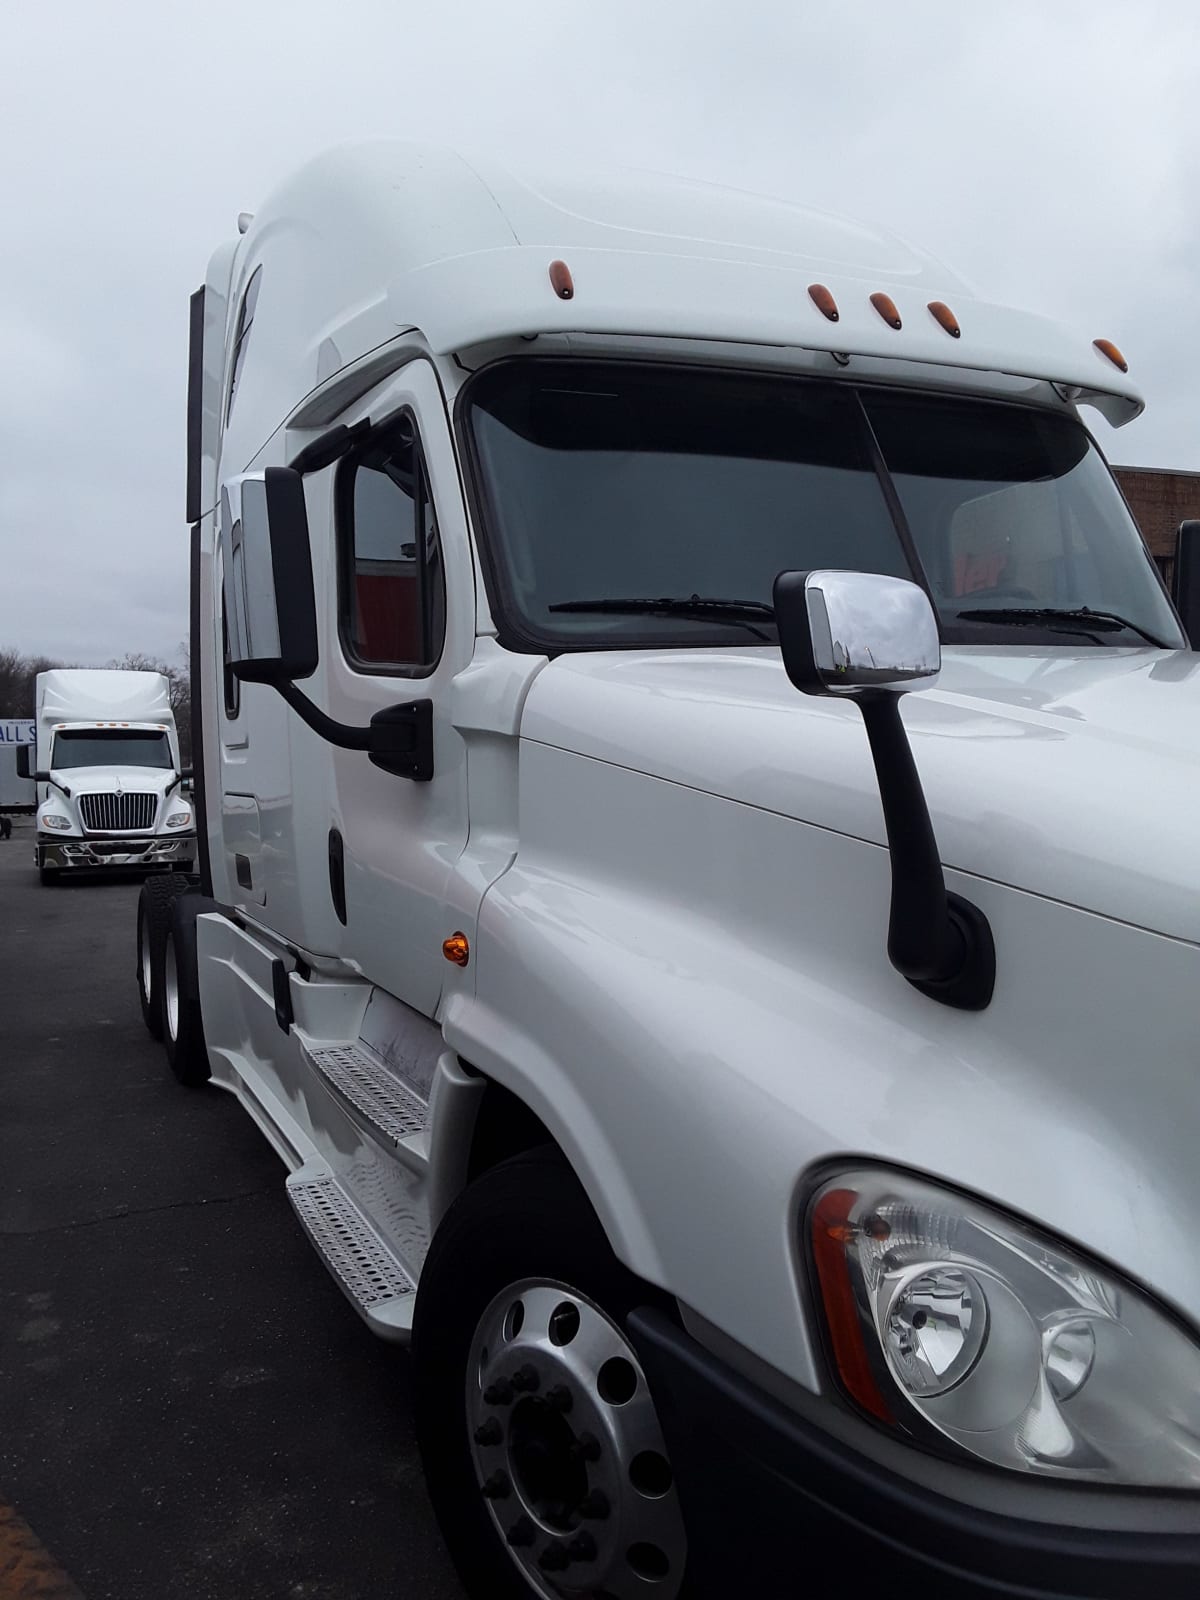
862 393 1182 646
464 361 1182 650
467 364 909 644
53 730 171 769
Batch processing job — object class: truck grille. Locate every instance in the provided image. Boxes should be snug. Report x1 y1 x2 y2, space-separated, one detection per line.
78 792 157 833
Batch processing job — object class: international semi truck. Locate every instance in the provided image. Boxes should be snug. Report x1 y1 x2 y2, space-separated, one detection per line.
22 668 195 883
138 143 1200 1598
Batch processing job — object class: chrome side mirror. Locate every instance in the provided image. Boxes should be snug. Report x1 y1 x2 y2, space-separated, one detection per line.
774 570 940 696
773 568 993 1012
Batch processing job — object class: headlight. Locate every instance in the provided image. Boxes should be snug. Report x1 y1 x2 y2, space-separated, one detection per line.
40 813 71 832
808 1170 1200 1487
165 811 192 829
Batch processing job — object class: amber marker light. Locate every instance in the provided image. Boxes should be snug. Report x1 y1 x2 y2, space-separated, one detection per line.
1093 338 1128 373
443 932 470 967
928 301 961 338
809 1187 894 1424
549 260 575 300
808 283 840 322
869 292 902 330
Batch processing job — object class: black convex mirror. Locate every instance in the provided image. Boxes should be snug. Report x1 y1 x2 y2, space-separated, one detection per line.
1173 520 1200 648
221 468 319 685
16 746 32 781
773 569 993 1012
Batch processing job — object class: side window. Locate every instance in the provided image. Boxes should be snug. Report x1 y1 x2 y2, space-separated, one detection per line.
226 266 262 421
338 420 447 673
221 592 240 719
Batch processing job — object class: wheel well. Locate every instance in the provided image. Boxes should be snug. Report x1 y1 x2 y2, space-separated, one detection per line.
466 1078 556 1185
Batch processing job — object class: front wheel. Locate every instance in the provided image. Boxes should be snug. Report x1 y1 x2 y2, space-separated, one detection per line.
413 1150 689 1600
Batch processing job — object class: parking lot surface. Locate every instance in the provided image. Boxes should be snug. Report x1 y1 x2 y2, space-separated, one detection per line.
0 821 466 1600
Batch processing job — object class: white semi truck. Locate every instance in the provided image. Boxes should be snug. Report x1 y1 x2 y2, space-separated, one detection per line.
22 668 195 883
140 145 1200 1598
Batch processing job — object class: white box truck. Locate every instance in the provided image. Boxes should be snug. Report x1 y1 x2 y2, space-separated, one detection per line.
22 669 195 883
1 719 37 831
140 144 1200 1598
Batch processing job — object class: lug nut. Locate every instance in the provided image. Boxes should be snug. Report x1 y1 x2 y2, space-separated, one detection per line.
473 1418 503 1446
545 1383 573 1413
510 1363 540 1393
506 1516 535 1548
578 1489 610 1520
569 1431 601 1463
538 1541 570 1572
567 1533 598 1563
481 1471 512 1500
483 1378 514 1406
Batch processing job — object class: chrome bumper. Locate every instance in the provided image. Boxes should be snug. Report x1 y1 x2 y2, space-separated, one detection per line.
38 833 195 868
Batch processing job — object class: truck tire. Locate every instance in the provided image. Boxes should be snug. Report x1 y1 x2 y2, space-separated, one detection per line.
136 875 190 1039
38 866 58 886
412 1149 689 1600
160 900 211 1087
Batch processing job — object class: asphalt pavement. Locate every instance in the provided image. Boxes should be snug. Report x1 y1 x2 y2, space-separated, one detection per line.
0 819 466 1600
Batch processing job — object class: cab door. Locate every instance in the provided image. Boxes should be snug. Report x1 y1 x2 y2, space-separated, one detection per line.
320 360 473 1018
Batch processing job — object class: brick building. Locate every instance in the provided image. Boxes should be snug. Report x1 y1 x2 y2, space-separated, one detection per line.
1112 465 1200 588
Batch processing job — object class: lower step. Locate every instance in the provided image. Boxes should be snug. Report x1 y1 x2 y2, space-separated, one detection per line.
287 1169 416 1340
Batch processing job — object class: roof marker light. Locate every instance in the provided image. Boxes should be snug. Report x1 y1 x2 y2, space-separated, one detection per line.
808 284 840 322
1093 338 1128 373
928 301 961 338
870 292 902 330
549 260 575 300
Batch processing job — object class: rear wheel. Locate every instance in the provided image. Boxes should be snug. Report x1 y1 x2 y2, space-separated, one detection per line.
160 914 210 1087
413 1149 689 1600
136 875 190 1040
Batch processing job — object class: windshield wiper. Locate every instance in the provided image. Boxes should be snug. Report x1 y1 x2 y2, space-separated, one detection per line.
548 595 776 641
956 606 1168 648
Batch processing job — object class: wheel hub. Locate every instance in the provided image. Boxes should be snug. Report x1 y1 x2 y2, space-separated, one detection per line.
467 1280 686 1599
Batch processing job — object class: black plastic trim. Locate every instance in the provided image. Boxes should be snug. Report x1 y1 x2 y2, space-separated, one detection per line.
271 959 293 1034
327 828 347 926
628 1306 1200 1599
188 517 213 897
186 286 205 525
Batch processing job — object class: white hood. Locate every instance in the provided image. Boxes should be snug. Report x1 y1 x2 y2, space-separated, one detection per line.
520 644 1200 944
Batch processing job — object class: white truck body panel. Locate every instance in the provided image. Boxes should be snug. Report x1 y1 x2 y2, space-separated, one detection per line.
177 144 1200 1585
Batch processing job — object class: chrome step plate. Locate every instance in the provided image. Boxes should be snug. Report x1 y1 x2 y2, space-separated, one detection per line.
307 1043 428 1147
287 1173 415 1311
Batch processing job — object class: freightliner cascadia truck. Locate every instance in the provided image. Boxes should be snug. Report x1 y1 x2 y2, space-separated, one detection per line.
137 144 1200 1598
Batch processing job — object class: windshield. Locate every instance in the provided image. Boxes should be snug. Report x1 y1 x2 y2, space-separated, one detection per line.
52 729 172 770
463 360 1184 651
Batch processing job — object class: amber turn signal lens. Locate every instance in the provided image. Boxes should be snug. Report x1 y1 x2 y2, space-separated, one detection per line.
1093 338 1128 373
810 1187 893 1424
869 292 902 330
443 933 470 967
927 301 961 338
808 283 839 322
549 260 575 300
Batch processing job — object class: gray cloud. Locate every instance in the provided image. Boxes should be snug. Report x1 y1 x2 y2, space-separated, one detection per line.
1 0 1197 661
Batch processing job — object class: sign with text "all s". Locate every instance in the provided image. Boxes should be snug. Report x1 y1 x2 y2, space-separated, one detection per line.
0 720 35 745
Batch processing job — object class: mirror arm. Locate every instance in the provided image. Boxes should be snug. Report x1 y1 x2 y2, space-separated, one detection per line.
275 681 372 751
857 692 995 1011
35 773 71 800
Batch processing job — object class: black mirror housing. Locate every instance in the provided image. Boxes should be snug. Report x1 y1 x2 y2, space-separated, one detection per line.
15 746 32 781
1173 520 1200 647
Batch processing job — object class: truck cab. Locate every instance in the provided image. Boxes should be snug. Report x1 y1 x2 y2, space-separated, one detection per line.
157 145 1200 1598
27 669 195 882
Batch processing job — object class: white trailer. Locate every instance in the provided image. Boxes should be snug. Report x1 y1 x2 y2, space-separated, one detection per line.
1 719 36 821
23 669 195 883
142 144 1200 1598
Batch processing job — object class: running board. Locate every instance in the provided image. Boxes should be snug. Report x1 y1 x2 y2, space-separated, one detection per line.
303 1040 429 1166
286 1168 416 1341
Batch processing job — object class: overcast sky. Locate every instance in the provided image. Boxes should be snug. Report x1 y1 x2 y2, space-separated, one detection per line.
1 0 1197 665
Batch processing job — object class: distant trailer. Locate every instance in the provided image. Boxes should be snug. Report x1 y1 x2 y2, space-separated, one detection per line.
0 721 36 814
